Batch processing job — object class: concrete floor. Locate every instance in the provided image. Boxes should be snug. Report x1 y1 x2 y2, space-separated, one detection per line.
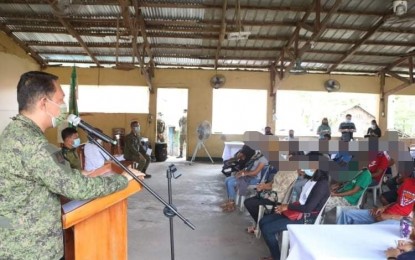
127 157 269 260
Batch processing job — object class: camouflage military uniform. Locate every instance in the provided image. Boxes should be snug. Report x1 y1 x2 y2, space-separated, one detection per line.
0 115 128 260
124 133 150 173
61 146 82 171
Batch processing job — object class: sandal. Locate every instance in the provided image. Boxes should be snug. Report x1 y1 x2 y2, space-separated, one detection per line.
222 202 236 212
246 226 256 234
220 200 234 208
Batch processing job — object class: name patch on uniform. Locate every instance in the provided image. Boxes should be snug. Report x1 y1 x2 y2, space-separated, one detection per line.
53 151 66 165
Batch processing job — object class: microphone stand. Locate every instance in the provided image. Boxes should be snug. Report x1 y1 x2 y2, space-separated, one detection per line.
87 135 195 259
164 164 181 260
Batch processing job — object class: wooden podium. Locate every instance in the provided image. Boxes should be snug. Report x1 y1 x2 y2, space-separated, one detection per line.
61 163 141 260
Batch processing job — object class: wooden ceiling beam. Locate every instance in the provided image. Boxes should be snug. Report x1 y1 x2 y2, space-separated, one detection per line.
214 0 227 69
46 0 101 66
2 1 389 17
22 33 415 47
383 51 415 71
327 16 386 73
0 23 46 68
133 0 154 92
284 0 342 75
32 43 407 58
4 13 415 35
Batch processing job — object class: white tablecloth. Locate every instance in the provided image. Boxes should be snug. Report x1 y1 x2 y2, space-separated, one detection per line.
222 141 244 161
287 224 400 260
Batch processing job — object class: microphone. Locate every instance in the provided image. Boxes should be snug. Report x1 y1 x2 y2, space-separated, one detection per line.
67 114 117 145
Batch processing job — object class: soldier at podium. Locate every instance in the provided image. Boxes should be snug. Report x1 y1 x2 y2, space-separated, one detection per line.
0 71 144 260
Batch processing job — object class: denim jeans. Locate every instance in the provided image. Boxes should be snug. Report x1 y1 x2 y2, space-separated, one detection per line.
259 213 303 260
337 208 400 225
225 176 258 200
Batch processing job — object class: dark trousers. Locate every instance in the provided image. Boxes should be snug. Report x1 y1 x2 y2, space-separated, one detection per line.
244 197 275 223
259 213 303 260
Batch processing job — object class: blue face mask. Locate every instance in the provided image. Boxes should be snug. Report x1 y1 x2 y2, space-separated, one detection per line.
72 138 81 148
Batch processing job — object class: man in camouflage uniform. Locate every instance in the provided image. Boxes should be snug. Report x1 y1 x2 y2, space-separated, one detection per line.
124 120 151 178
177 109 187 158
0 71 143 260
61 126 82 170
156 112 166 142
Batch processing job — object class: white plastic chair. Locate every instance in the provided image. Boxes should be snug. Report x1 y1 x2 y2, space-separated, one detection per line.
279 197 330 260
236 165 273 212
367 170 386 206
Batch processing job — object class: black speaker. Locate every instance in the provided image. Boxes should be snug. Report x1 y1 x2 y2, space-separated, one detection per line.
155 142 167 162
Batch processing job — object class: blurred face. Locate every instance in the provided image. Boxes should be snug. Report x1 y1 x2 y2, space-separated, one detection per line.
289 130 294 137
346 115 352 121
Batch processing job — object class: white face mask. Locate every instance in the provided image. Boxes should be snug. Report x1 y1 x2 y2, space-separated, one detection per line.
371 125 376 129
72 138 81 148
97 139 103 145
47 99 68 128
133 126 140 134
345 119 351 123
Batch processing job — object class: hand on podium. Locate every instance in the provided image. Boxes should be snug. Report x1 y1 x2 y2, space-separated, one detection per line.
122 167 146 181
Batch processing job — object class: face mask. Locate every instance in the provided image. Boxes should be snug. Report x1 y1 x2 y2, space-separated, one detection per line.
371 125 376 129
304 169 315 177
97 139 103 145
72 138 81 148
346 119 351 123
47 99 68 128
133 126 140 134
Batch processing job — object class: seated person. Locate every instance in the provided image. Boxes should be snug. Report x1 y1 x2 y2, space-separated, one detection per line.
259 169 330 260
291 169 314 200
244 168 304 233
264 126 273 135
385 204 415 260
337 177 415 224
124 120 151 178
368 151 389 186
382 162 413 206
324 169 372 219
61 127 82 171
221 149 247 177
222 145 267 212
84 129 111 171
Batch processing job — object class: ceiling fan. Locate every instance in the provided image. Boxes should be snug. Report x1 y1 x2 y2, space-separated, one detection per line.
210 74 226 89
324 79 341 92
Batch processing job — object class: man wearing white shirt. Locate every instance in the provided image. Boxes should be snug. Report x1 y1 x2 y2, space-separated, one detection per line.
84 131 111 171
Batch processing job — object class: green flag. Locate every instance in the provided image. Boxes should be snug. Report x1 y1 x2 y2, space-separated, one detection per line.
69 66 79 116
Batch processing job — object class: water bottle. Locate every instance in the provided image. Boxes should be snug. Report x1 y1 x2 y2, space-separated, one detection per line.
291 190 298 202
400 217 413 239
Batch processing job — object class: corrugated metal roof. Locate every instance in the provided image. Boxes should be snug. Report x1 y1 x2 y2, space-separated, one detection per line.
0 0 414 76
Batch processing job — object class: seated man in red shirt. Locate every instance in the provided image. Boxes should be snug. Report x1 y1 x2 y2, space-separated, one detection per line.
337 177 415 224
368 151 389 186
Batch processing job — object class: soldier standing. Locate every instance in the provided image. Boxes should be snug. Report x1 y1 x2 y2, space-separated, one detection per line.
177 109 187 158
156 112 166 142
0 71 143 260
